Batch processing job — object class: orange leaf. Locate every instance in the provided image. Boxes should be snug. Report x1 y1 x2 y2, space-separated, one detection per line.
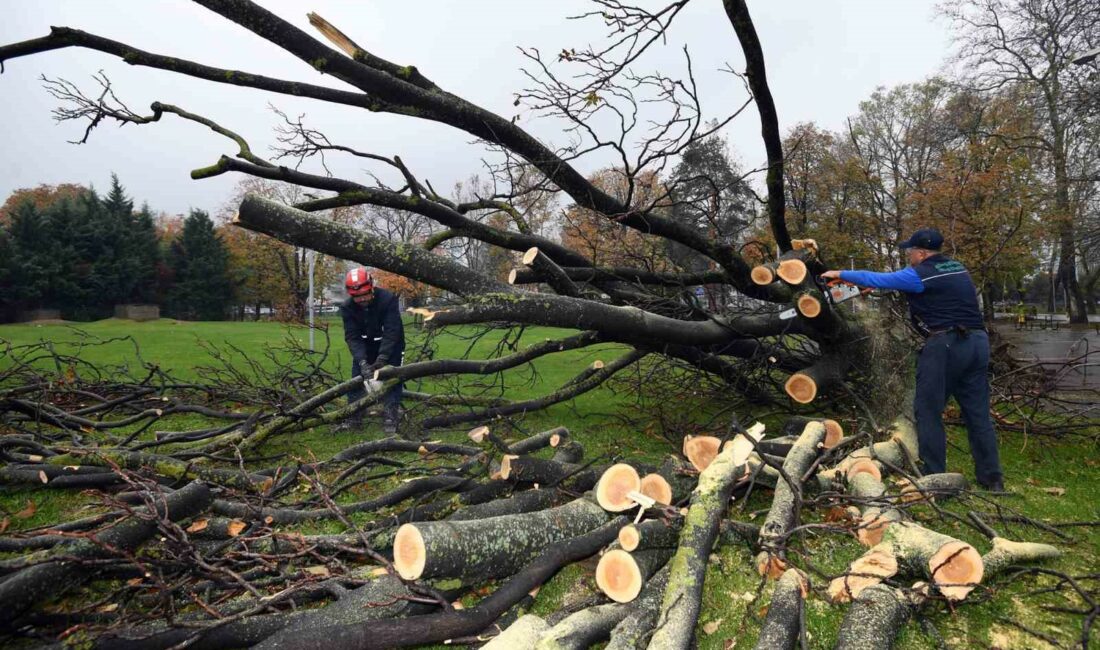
186 519 210 533
15 500 37 519
227 520 247 537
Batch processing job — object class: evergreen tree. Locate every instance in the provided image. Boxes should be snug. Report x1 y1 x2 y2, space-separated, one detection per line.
130 202 161 303
167 209 232 320
667 132 754 272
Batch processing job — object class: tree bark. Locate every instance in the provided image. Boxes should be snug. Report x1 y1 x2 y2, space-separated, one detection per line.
393 496 611 581
646 435 748 649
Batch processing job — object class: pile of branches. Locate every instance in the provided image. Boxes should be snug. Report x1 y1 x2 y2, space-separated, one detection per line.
2 341 1092 649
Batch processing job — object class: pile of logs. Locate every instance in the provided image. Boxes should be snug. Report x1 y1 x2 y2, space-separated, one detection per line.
0 408 1065 649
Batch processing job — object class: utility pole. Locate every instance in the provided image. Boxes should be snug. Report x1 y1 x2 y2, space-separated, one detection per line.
307 250 317 351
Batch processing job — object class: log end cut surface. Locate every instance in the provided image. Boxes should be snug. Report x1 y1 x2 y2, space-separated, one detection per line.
823 419 843 448
796 294 822 318
784 373 817 404
777 259 808 285
751 265 775 285
596 549 643 603
596 463 642 512
683 435 721 472
393 524 426 580
640 474 673 505
930 540 983 601
618 525 641 552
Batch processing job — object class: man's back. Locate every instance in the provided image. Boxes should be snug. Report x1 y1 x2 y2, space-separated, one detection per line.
907 254 984 334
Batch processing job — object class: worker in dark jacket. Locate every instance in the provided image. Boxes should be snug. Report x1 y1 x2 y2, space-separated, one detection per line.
822 227 1004 491
338 267 405 435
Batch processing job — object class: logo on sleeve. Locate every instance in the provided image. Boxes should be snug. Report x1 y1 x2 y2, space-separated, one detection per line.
934 261 965 273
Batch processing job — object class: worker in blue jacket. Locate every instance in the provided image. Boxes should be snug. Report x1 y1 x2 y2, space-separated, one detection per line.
337 267 405 435
821 227 1004 491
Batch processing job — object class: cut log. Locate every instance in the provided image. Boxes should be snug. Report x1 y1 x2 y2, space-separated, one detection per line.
392 496 610 581
844 457 883 482
484 614 549 649
501 456 601 492
521 246 581 297
835 538 1063 650
595 548 673 603
897 472 968 503
752 568 809 650
507 426 570 455
833 584 916 650
846 471 901 547
750 265 775 285
654 455 699 503
756 421 826 575
639 474 673 506
605 564 671 650
847 522 983 601
827 549 899 603
857 508 904 547
795 291 822 318
534 602 631 650
618 518 683 553
776 258 808 284
266 517 630 650
551 440 585 464
596 464 643 512
682 435 721 472
647 427 754 650
446 488 563 522
780 416 844 449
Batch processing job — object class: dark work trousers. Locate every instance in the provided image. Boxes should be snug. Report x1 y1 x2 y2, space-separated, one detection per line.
347 344 404 423
913 329 1003 485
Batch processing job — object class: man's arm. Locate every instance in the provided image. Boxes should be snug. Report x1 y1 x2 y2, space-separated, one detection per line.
374 295 403 364
831 267 925 293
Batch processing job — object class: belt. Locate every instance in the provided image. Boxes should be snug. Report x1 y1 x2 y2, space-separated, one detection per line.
925 325 984 339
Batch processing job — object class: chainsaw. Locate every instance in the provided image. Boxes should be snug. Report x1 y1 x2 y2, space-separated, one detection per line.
779 278 869 320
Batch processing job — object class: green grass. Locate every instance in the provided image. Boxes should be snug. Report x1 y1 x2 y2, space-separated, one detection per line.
1 318 1096 648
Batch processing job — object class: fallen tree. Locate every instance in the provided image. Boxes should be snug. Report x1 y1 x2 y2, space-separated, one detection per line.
0 1 1092 648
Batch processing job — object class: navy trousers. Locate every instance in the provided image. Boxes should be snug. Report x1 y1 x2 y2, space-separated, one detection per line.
347 347 403 422
914 330 1003 485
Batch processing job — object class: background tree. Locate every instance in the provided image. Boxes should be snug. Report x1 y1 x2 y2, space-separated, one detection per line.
219 177 346 320
167 209 232 321
943 0 1100 322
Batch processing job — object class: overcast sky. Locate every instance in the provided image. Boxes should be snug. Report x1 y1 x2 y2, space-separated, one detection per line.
0 1 953 218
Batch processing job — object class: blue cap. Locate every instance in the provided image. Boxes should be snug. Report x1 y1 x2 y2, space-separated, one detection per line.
899 227 943 251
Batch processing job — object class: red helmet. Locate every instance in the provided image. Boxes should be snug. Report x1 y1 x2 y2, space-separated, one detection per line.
345 267 374 297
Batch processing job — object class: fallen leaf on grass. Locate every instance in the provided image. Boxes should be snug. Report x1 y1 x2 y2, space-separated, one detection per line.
702 619 723 635
1041 487 1066 496
15 500 37 519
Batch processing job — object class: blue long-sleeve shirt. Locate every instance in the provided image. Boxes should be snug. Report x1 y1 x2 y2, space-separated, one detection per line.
839 267 924 294
841 255 985 333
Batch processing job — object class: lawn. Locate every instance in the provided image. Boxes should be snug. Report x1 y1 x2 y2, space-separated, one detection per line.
0 318 1096 649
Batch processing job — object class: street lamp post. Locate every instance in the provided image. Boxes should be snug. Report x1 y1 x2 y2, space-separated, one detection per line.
307 250 317 352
